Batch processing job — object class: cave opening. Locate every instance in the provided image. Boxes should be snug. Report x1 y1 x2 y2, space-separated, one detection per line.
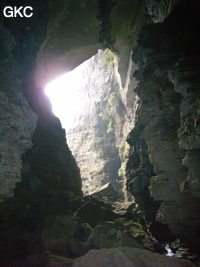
44 49 136 199
45 64 86 133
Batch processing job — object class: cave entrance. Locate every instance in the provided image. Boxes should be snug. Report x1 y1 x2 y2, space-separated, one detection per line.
45 49 133 199
45 58 86 132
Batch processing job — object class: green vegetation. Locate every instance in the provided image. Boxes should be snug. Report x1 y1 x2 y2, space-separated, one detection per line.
118 162 126 177
108 92 118 113
129 222 145 233
107 118 114 133
104 49 116 70
98 110 108 120
92 136 105 159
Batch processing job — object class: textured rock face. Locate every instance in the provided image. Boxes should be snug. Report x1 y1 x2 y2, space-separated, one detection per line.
35 0 146 88
0 24 37 202
0 42 82 264
33 0 147 198
169 58 200 197
0 0 145 264
126 2 200 253
64 49 137 196
0 3 81 264
144 0 180 23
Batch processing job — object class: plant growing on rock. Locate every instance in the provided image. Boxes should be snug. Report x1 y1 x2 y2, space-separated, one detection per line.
104 49 116 70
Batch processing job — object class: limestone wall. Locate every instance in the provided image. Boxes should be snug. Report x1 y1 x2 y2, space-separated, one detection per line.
126 3 200 251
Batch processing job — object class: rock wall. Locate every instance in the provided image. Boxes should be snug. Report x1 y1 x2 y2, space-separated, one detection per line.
25 86 83 197
65 49 137 196
126 2 200 253
0 24 37 202
144 0 181 23
0 2 81 264
0 0 145 263
0 0 83 200
35 0 146 88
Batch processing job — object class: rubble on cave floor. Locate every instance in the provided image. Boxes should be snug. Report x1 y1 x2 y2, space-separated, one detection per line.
9 183 197 267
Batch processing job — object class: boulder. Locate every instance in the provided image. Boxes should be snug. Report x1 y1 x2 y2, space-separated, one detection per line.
84 219 164 254
74 196 119 228
89 182 122 202
84 221 143 252
81 223 93 240
72 247 194 267
41 216 82 256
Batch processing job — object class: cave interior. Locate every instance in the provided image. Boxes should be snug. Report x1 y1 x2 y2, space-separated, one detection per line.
0 0 200 266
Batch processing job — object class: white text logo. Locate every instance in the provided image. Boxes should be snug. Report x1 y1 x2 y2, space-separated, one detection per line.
3 6 33 18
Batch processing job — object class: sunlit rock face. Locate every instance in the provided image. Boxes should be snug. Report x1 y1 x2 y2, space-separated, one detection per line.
126 2 200 253
65 50 123 194
52 49 138 196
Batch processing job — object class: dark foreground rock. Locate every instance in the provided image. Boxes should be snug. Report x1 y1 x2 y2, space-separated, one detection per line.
8 202 196 267
74 198 119 228
83 221 143 253
41 216 83 257
10 247 195 267
74 191 124 228
72 247 194 267
83 219 165 254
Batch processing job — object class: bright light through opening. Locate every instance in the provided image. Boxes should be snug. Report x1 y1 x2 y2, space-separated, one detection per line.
45 64 86 132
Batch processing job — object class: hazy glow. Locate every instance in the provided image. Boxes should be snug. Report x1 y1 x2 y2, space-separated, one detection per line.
45 66 86 131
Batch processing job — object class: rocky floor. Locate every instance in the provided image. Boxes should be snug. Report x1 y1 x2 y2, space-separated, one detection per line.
8 184 198 267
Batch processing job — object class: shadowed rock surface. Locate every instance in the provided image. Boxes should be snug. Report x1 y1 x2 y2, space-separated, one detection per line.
126 3 200 254
73 247 193 267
